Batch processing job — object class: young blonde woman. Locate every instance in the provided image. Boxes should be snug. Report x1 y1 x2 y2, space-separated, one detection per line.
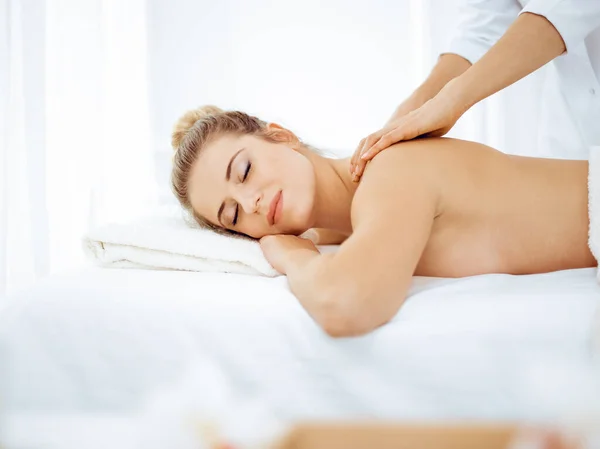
171 106 598 337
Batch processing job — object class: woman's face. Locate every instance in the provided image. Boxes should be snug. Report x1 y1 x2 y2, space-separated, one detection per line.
188 131 317 239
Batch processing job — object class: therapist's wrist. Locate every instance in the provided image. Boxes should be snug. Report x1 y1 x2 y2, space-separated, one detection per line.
418 53 472 101
412 84 438 106
385 88 432 127
438 74 479 116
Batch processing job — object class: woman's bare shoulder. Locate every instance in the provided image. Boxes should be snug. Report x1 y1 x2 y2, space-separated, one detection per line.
375 137 495 159
359 138 449 182
360 137 503 184
350 137 501 222
350 140 443 225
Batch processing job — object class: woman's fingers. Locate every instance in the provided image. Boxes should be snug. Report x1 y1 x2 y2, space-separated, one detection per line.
300 228 348 245
299 229 319 244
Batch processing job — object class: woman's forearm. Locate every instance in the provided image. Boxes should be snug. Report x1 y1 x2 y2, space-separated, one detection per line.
284 251 335 320
285 251 368 337
452 12 566 110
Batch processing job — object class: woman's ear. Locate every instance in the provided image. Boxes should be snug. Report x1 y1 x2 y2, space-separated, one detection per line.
265 123 300 147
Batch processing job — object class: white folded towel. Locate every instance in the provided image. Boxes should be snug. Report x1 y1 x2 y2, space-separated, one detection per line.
82 212 279 277
589 147 600 283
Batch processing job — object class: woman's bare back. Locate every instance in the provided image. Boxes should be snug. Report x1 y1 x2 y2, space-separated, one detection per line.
274 138 596 337
406 138 597 277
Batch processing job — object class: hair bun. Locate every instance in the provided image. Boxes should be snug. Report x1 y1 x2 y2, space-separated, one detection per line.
171 105 224 149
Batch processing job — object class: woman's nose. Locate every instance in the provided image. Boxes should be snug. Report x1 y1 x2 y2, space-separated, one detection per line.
240 191 261 214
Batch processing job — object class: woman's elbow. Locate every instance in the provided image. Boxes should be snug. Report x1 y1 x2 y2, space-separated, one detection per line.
318 313 365 338
313 291 387 338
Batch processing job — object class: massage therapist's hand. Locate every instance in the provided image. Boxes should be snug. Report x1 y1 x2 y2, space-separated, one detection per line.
349 92 428 180
350 78 468 181
260 234 319 274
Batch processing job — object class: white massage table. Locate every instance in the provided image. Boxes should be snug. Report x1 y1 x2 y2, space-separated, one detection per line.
0 266 599 446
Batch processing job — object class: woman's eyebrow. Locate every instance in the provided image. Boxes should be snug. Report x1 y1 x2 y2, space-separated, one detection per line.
225 148 245 181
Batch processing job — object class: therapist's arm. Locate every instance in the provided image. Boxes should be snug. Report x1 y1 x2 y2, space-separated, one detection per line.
350 0 520 178
459 0 600 108
356 12 566 165
384 53 471 127
452 12 565 112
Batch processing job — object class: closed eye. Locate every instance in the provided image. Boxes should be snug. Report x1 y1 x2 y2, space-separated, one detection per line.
232 204 239 226
243 162 251 182
232 162 251 227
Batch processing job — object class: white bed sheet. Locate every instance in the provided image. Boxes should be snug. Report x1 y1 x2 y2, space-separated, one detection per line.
0 266 599 422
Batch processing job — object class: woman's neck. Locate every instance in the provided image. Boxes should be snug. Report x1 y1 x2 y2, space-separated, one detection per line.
310 155 357 233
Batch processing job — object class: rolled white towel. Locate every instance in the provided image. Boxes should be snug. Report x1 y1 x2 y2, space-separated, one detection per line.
82 212 279 277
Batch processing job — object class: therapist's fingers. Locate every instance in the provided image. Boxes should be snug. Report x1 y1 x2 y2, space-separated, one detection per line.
350 130 386 181
353 122 413 179
351 131 381 173
360 110 433 163
353 137 388 179
350 137 367 173
360 127 409 164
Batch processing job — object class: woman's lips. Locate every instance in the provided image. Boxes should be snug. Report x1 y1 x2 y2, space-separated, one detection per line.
274 191 284 225
268 190 283 226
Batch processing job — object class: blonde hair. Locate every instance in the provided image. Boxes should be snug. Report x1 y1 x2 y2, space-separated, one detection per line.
171 105 299 235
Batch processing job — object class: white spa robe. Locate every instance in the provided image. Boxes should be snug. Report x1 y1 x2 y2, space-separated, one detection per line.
445 0 600 159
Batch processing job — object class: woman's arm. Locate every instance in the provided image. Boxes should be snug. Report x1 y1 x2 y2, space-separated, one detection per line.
265 147 439 337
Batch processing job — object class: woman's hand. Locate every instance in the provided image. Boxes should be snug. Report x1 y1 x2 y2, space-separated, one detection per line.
260 234 319 274
299 228 349 245
350 78 468 181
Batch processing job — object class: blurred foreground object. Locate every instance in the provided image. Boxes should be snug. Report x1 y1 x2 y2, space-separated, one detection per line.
272 423 587 449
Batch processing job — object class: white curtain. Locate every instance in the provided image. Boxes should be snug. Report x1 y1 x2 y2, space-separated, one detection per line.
1 0 158 296
1 0 546 296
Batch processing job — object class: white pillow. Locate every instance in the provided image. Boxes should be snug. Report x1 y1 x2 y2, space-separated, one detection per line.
82 210 279 277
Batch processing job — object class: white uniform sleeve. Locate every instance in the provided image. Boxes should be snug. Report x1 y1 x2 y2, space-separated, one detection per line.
445 0 521 64
520 0 600 53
